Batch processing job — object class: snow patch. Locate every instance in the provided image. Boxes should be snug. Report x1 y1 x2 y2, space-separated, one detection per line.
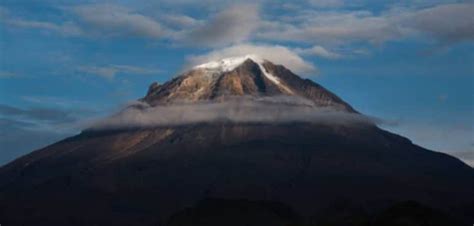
256 61 293 94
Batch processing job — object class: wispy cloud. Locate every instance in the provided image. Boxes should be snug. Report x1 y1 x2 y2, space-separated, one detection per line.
0 104 77 123
2 2 472 51
0 71 18 78
257 2 474 46
308 0 344 8
71 4 168 39
257 10 406 45
0 5 82 36
77 64 160 79
1 4 169 39
0 118 71 166
295 45 342 59
21 96 96 109
0 101 106 165
6 19 83 36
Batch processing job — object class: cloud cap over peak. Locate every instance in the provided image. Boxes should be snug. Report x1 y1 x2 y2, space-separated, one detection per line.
186 43 317 75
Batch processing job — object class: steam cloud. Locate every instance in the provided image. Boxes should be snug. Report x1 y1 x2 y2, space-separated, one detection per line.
90 96 377 130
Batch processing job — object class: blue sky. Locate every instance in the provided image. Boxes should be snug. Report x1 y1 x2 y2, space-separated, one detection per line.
0 0 473 166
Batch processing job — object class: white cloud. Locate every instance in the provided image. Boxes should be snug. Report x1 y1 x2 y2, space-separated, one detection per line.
72 4 167 38
295 45 342 59
186 43 316 75
78 65 160 79
183 4 260 47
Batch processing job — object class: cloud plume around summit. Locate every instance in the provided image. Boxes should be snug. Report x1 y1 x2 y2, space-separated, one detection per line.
90 96 377 130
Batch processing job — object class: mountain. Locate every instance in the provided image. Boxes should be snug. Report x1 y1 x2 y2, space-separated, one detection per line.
0 56 473 226
142 55 354 112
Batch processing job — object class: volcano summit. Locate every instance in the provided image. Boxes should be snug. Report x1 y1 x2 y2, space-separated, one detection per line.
0 56 473 226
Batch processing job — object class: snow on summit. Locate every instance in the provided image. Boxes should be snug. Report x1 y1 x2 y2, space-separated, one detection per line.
194 55 293 93
194 55 261 72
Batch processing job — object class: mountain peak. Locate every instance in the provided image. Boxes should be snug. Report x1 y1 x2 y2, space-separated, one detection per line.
193 55 291 93
143 56 355 112
194 55 263 72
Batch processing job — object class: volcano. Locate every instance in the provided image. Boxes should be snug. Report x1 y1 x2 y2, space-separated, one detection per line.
1 56 473 226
